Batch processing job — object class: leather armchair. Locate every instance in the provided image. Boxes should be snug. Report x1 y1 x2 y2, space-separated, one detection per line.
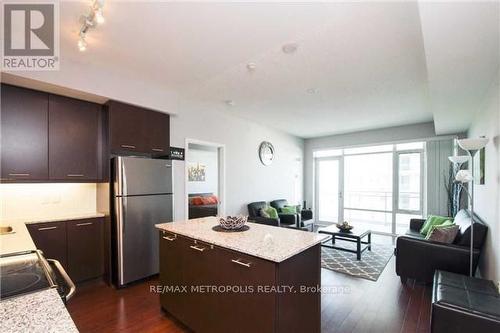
270 199 314 231
269 199 298 228
247 201 280 227
395 210 488 283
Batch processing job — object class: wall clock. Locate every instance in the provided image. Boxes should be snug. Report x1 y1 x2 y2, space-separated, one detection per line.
259 141 275 166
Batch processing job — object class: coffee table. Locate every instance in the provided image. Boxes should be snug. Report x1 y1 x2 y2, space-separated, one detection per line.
318 225 371 260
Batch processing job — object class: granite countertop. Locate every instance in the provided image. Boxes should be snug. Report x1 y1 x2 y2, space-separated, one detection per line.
0 213 105 256
155 217 328 263
0 289 78 333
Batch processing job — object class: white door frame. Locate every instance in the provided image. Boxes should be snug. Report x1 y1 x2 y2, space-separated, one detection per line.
184 138 226 219
314 156 344 226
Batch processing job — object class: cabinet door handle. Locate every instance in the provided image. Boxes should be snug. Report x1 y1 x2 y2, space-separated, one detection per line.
121 145 136 149
152 148 164 152
162 235 176 241
231 258 252 268
38 226 57 231
9 173 30 177
67 174 84 177
189 245 206 252
76 222 93 227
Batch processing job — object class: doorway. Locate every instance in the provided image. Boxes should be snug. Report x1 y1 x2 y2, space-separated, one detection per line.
315 157 343 225
185 139 225 219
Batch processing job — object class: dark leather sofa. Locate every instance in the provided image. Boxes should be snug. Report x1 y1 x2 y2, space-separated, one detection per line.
395 209 488 283
270 199 314 231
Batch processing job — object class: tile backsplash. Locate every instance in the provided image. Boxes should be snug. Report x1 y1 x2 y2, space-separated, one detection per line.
0 183 97 221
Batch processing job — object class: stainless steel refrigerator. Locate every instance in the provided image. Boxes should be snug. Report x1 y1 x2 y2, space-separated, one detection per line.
112 156 173 287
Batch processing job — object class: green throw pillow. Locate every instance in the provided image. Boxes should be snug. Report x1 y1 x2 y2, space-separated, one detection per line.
281 206 296 214
285 205 302 213
420 215 452 236
264 206 278 219
425 220 454 240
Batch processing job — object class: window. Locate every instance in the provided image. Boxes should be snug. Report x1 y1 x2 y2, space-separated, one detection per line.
397 153 422 212
314 141 424 235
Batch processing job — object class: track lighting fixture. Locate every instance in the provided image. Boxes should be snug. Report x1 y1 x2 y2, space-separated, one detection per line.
78 0 105 51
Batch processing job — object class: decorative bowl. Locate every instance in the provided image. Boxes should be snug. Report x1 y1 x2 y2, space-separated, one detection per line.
336 222 353 232
218 215 248 230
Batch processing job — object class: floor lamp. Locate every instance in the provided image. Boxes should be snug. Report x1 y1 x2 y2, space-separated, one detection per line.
456 137 489 276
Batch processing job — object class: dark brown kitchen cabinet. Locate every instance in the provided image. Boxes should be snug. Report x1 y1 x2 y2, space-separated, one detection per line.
216 247 276 333
26 221 67 268
107 100 170 156
1 84 49 181
144 109 170 156
49 94 100 181
159 230 321 333
67 218 104 282
27 217 104 283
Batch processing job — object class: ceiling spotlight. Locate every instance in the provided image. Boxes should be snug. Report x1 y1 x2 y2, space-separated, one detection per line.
307 88 318 94
246 62 257 72
78 38 87 52
95 8 105 24
77 0 105 51
224 100 235 107
282 43 298 54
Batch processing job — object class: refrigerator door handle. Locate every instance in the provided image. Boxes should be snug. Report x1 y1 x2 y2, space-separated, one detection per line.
121 197 127 235
116 196 126 286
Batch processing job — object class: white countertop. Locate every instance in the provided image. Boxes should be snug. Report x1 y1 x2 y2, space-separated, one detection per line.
0 289 79 333
0 213 105 256
155 217 328 263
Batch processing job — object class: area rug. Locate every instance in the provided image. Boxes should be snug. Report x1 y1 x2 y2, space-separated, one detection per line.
321 240 394 281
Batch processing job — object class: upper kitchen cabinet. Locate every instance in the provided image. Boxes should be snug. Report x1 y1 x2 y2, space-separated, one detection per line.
49 94 101 180
1 84 49 181
106 100 170 156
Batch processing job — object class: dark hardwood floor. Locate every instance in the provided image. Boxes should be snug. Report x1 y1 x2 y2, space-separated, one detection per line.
67 236 431 333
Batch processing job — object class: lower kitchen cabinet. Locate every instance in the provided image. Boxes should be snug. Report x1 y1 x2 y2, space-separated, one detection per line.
26 221 67 268
216 247 276 333
67 218 104 282
27 217 104 283
159 230 321 333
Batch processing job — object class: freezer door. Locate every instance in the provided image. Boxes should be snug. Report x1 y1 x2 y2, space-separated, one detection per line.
116 194 173 286
115 156 172 196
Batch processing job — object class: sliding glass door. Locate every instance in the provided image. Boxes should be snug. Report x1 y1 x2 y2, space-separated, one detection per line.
314 142 424 235
343 151 393 233
315 157 342 224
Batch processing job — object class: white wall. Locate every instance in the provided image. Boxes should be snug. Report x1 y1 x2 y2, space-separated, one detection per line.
187 147 219 195
467 68 499 282
172 99 304 220
0 183 97 221
303 122 456 209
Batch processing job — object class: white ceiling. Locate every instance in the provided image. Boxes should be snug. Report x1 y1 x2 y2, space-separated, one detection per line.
6 1 500 138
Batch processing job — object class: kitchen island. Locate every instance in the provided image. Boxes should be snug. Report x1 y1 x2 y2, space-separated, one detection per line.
155 217 328 333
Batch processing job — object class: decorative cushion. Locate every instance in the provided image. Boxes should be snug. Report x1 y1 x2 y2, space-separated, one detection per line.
258 208 270 218
264 206 278 219
206 195 218 204
420 215 452 236
281 206 296 214
426 224 459 243
285 205 301 213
